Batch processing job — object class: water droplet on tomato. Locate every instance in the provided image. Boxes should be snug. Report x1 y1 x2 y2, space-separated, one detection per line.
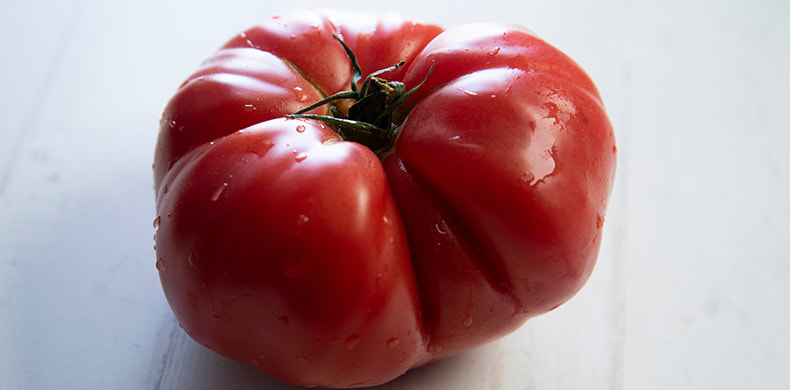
243 104 256 112
297 214 309 226
345 334 360 350
487 46 501 56
162 184 168 194
187 253 196 266
427 343 442 354
253 354 267 367
210 183 228 202
238 32 256 48
155 258 165 271
458 87 477 96
294 152 308 162
435 223 448 235
296 124 306 133
463 316 473 327
596 214 605 229
152 216 161 230
250 140 275 157
293 86 308 102
386 338 400 349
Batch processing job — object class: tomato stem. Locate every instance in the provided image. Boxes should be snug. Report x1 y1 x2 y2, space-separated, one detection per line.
287 35 433 158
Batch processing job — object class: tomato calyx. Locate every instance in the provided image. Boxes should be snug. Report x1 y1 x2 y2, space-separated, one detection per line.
288 35 433 157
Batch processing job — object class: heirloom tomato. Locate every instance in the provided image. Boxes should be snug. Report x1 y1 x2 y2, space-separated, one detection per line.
153 8 615 388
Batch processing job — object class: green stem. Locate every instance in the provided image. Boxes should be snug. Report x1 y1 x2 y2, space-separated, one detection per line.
287 35 434 158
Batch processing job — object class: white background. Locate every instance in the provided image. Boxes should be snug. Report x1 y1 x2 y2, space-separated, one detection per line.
1 0 788 389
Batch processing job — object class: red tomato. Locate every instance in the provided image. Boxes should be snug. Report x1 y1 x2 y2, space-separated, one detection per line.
153 9 615 388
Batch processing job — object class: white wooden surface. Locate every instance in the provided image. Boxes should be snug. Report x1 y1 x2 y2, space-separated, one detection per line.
1 0 788 389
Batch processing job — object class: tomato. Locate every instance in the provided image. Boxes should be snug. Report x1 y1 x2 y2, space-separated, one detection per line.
153 9 616 388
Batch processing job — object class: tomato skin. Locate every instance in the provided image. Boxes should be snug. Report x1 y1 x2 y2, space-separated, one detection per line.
156 119 425 386
386 66 615 357
153 48 326 189
154 9 615 388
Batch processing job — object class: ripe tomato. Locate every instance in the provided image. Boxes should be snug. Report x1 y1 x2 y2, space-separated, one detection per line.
153 9 616 388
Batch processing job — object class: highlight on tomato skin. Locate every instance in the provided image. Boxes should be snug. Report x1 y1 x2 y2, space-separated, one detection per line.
153 8 616 389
